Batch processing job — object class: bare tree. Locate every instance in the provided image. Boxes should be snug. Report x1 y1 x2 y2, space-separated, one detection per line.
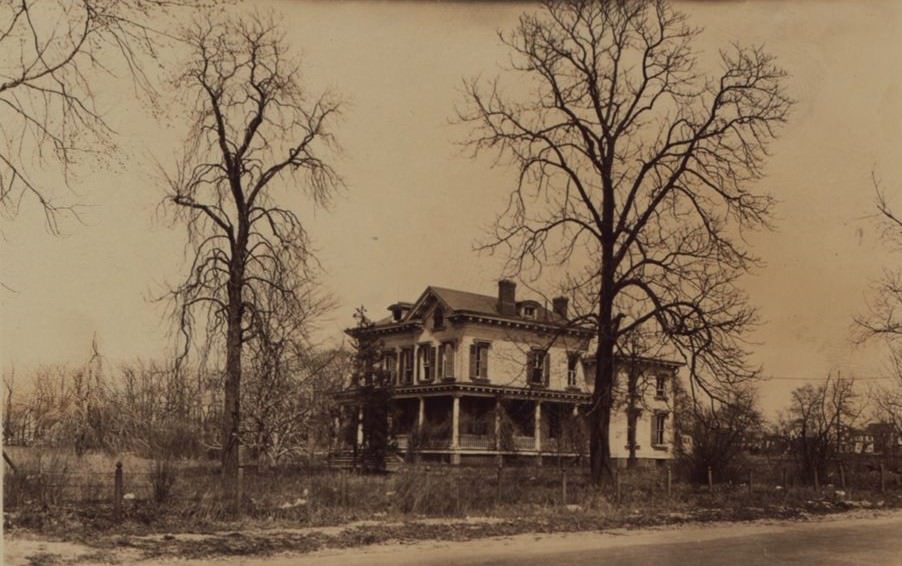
162 13 342 509
458 0 791 483
856 182 902 435
677 384 761 484
787 375 861 483
0 0 204 233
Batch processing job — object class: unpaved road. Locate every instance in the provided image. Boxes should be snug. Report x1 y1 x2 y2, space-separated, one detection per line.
4 510 902 565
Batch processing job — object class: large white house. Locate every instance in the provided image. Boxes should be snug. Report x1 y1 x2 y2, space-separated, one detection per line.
340 281 679 465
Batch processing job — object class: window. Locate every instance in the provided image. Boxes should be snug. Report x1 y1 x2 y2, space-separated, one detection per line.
469 341 490 380
418 344 436 382
527 349 549 386
655 375 667 399
652 413 667 446
523 305 536 318
399 348 414 385
566 353 580 387
438 341 455 379
382 351 398 385
433 308 445 329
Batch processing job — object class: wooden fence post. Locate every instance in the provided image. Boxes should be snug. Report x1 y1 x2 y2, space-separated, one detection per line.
455 468 462 515
707 466 713 492
113 461 123 521
839 462 846 490
880 462 886 493
666 465 672 499
561 467 568 505
495 462 503 508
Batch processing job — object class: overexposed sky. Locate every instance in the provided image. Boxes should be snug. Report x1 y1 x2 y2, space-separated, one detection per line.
1 0 901 416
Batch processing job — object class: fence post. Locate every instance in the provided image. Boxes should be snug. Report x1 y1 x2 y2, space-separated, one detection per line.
615 471 622 504
113 461 123 521
561 467 568 505
495 462 503 508
666 465 672 499
839 462 846 490
707 466 713 492
455 468 462 515
880 462 886 493
814 468 820 493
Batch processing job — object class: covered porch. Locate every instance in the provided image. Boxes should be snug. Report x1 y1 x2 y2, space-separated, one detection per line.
388 383 590 464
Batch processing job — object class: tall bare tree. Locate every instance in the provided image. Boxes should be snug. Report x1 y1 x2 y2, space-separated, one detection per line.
459 0 791 482
786 376 861 483
0 0 200 233
856 184 902 434
163 14 342 509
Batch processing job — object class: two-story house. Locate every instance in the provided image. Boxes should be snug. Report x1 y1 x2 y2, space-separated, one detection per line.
339 281 679 466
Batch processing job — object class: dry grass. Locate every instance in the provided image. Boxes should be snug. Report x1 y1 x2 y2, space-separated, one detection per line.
5 450 902 560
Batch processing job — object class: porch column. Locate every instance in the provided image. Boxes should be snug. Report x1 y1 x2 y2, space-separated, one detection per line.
356 406 364 447
417 397 425 432
494 398 502 450
451 394 461 465
534 401 543 452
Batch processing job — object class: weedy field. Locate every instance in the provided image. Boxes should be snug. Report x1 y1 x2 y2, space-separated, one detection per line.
4 448 902 561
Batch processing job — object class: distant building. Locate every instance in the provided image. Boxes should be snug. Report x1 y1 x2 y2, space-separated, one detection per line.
338 281 680 465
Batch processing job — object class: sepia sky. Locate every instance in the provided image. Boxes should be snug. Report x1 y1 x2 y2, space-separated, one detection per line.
1 0 901 418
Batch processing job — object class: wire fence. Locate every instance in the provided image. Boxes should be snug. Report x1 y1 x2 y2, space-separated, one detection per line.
4 453 902 520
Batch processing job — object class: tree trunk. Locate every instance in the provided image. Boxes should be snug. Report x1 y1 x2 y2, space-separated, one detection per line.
222 237 246 513
590 322 616 484
626 362 639 468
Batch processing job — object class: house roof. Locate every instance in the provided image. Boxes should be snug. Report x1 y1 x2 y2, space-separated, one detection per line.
347 284 576 337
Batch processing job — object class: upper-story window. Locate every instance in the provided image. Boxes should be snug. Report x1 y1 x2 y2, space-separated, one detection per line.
438 341 455 379
418 344 436 382
382 350 398 385
522 305 536 318
655 375 667 399
566 353 580 388
399 347 414 385
433 308 445 329
469 341 490 380
527 349 549 386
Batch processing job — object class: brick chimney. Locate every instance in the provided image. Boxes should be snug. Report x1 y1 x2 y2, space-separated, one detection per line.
552 296 569 319
498 279 517 315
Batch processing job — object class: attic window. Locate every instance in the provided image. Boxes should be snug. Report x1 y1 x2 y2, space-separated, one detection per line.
522 305 536 318
433 308 445 329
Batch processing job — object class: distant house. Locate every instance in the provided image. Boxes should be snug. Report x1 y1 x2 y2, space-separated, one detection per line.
338 281 680 466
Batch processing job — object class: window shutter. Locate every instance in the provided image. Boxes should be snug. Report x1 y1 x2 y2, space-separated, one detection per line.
469 343 477 378
480 344 489 378
526 350 535 382
543 351 551 385
445 344 454 377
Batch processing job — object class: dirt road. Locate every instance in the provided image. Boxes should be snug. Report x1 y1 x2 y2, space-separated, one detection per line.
4 510 901 565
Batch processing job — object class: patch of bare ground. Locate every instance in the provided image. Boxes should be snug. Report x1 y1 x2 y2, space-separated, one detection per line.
5 495 902 564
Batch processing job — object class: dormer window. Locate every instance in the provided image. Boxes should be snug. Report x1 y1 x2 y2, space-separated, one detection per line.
433 308 445 329
523 306 536 318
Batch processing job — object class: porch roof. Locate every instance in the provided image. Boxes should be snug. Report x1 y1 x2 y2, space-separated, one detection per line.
335 382 591 403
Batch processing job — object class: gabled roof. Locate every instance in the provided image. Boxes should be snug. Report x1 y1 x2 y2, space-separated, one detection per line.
347 284 579 337
408 285 564 324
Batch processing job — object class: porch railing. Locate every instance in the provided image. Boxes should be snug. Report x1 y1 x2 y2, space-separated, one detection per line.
459 434 494 450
